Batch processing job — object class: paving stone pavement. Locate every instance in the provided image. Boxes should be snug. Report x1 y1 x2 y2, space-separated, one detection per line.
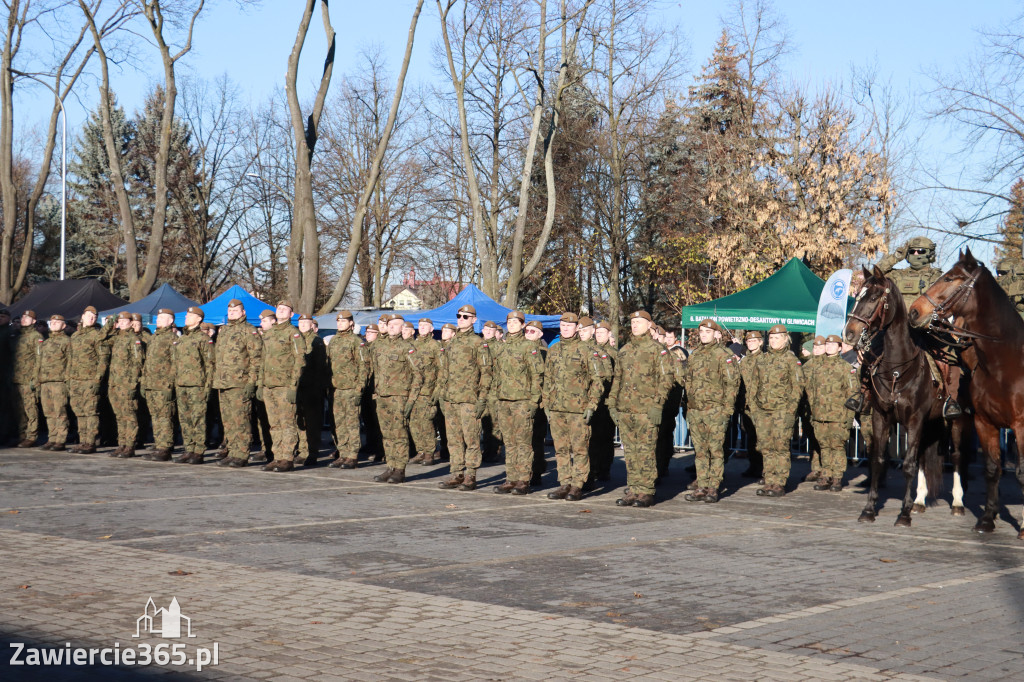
1 444 1024 681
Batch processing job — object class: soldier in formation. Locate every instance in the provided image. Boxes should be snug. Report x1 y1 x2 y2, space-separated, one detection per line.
803 334 858 491
10 310 43 447
38 315 71 450
750 324 805 497
67 307 114 453
297 313 327 467
107 312 145 457
214 300 262 468
408 317 441 466
327 310 367 469
369 314 423 484
257 301 306 472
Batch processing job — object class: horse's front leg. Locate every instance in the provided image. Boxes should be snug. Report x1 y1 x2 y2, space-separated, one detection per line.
950 417 966 517
973 416 1001 533
859 409 891 523
912 468 928 514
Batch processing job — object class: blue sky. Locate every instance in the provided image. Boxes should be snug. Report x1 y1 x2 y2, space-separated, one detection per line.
18 0 1024 267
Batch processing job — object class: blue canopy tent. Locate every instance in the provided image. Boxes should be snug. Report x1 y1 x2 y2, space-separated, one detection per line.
173 284 277 327
398 284 562 332
98 283 198 326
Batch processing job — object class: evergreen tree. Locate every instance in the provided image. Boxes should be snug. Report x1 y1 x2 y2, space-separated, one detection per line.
997 178 1024 262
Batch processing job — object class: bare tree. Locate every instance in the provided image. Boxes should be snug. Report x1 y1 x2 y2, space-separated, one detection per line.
0 0 100 303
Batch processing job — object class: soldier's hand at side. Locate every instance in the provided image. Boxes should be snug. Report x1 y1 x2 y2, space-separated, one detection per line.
474 400 486 419
528 404 537 418
349 391 362 407
608 407 619 425
646 406 662 427
403 401 414 420
583 408 595 424
286 388 297 404
256 386 264 402
243 383 256 400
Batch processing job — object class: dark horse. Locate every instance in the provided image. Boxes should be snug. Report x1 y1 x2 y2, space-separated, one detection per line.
844 266 948 526
909 248 1024 536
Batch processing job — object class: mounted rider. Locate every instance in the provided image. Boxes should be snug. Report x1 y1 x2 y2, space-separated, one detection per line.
846 235 962 418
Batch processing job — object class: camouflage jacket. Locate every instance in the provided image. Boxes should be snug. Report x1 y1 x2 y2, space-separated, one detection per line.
212 318 262 389
997 273 1024 313
739 349 762 412
608 333 674 414
108 329 145 388
582 338 613 383
259 322 306 389
681 341 740 411
413 334 441 397
489 331 544 403
877 255 943 308
173 326 214 389
68 321 114 383
141 326 177 391
750 347 804 414
803 353 857 424
542 335 603 413
370 335 423 399
435 327 491 404
38 332 70 383
327 330 368 393
597 342 618 401
11 325 44 385
299 330 328 394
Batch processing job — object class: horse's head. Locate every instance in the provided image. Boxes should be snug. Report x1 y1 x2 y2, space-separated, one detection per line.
908 247 982 328
844 265 896 348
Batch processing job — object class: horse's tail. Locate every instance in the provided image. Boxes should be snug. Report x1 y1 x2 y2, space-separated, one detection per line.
922 434 943 502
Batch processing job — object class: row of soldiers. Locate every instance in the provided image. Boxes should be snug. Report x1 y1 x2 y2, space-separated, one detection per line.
3 295 864 507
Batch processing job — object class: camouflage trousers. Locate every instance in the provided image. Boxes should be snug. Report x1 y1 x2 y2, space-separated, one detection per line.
68 379 101 446
331 390 361 459
40 382 68 444
493 400 535 482
377 395 411 471
219 388 253 460
296 390 323 462
13 382 39 440
757 410 796 488
264 386 298 461
409 394 437 455
548 410 591 488
109 382 139 447
688 407 732 490
443 401 481 477
814 419 850 481
806 420 821 474
176 386 208 454
618 411 658 496
145 388 176 450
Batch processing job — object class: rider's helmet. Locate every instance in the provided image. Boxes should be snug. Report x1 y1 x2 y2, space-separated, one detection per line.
996 257 1022 277
906 235 936 268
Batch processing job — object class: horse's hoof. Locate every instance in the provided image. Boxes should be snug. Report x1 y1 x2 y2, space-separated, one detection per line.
951 506 966 517
974 519 996 534
1017 529 1024 541
894 515 912 528
858 512 876 523
911 503 926 515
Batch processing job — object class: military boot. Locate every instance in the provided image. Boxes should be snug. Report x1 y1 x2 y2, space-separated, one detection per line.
225 457 248 468
804 470 822 482
494 481 516 494
704 489 719 504
109 446 124 457
212 448 229 461
422 451 440 466
373 468 395 482
51 442 66 452
409 452 426 464
387 469 406 484
764 485 785 497
632 494 655 508
187 452 205 464
829 479 843 492
813 477 833 491
40 441 54 451
547 485 570 500
458 474 477 491
565 486 583 501
172 451 192 463
438 474 464 489
77 443 96 454
150 448 172 461
615 491 638 507
16 438 35 448
684 488 708 502
263 459 294 472
329 457 357 469
510 481 530 495
118 448 137 459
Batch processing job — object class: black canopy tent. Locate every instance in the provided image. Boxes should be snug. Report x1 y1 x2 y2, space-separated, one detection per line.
8 279 127 323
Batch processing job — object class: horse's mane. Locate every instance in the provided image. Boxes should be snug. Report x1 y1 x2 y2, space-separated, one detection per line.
957 254 1024 341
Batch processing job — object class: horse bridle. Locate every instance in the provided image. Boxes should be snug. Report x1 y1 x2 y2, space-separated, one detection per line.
846 281 893 350
919 267 996 343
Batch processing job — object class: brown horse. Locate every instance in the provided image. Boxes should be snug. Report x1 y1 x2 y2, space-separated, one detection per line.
844 266 946 526
909 248 1024 536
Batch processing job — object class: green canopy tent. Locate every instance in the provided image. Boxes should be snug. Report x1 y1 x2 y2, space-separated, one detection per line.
680 258 844 333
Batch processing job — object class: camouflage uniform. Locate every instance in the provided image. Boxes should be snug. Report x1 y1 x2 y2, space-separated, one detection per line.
141 325 178 453
67 318 114 448
589 340 618 481
173 326 214 458
542 335 603 491
877 237 943 309
38 329 71 446
297 329 327 465
529 332 550 483
681 337 741 494
10 324 44 443
490 329 544 487
996 257 1024 315
750 339 804 491
107 328 145 451
410 333 441 459
212 317 262 464
434 327 491 483
738 341 764 476
804 351 857 485
326 328 367 465
360 334 384 461
370 334 423 475
258 321 306 465
607 332 674 498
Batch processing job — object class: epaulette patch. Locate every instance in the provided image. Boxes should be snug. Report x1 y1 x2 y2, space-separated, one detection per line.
482 343 488 348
